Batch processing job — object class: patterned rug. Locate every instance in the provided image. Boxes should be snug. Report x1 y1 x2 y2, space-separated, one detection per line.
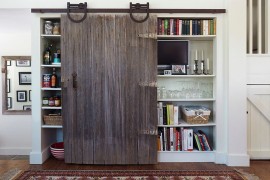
15 170 246 180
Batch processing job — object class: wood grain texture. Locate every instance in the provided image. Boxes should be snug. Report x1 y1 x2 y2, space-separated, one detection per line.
61 14 157 164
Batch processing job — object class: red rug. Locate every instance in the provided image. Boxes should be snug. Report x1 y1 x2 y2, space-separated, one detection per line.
15 170 246 180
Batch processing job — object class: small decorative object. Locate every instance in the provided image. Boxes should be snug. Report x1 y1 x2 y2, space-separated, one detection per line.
164 70 172 75
23 105 31 111
193 50 199 75
50 142 64 160
44 20 53 35
17 90 27 102
206 58 210 74
172 65 186 75
200 60 206 75
19 72 31 85
16 60 31 67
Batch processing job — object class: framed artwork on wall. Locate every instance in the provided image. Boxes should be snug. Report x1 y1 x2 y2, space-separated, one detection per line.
6 60 11 66
19 72 31 85
16 60 31 67
17 90 27 102
7 97 12 109
29 90 32 101
23 105 31 111
7 79 10 93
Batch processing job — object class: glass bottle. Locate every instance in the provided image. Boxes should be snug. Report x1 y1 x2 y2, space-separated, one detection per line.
51 68 57 88
43 44 53 65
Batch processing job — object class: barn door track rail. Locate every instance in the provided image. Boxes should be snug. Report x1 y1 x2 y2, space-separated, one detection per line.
31 2 226 23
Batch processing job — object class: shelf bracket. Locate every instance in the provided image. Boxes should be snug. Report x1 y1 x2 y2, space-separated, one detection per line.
129 2 149 23
67 2 87 23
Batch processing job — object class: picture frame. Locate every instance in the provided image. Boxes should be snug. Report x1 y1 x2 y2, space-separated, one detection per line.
16 60 31 67
164 70 172 75
17 90 27 102
7 97 12 109
29 90 32 101
23 105 32 111
19 72 31 85
7 79 10 93
6 60 11 66
171 65 187 75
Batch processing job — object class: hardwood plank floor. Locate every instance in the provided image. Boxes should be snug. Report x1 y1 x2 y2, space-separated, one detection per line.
0 156 269 179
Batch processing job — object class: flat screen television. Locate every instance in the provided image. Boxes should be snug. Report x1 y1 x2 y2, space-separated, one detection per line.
158 40 189 66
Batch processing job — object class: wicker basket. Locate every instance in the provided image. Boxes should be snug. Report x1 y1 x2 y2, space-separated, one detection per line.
181 106 210 124
43 115 62 125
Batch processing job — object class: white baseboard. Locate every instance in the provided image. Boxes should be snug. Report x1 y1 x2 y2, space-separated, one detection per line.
0 148 31 155
215 152 227 164
248 150 270 159
227 153 250 166
30 146 50 164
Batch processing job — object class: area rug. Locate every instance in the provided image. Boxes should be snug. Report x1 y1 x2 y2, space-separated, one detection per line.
15 170 246 180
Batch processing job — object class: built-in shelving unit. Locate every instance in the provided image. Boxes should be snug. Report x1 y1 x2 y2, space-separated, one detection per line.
156 16 220 162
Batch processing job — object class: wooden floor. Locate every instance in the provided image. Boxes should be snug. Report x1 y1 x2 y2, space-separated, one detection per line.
0 156 269 179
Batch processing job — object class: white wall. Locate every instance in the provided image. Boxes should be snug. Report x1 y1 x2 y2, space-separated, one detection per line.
0 9 32 155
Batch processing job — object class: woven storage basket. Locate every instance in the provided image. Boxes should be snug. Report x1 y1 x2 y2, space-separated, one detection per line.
43 115 62 125
181 106 210 124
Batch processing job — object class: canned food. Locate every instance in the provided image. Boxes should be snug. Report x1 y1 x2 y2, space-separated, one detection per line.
43 74 51 87
49 97 55 106
42 97 49 106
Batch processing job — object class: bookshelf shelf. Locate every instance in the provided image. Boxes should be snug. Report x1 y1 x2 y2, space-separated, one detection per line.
158 120 216 127
41 106 62 110
41 88 61 91
157 35 216 41
41 64 61 68
42 125 62 128
157 98 215 102
157 75 215 78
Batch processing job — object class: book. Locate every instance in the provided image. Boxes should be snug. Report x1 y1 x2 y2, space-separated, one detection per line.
158 102 163 125
193 132 202 151
170 127 174 151
173 106 179 125
187 129 193 151
198 130 212 151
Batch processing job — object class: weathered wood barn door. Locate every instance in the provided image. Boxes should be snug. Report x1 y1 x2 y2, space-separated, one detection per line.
61 14 157 164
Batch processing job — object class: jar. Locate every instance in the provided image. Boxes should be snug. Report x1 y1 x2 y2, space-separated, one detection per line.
53 22 60 35
53 53 61 64
49 97 55 106
44 21 53 35
54 96 61 107
42 97 49 106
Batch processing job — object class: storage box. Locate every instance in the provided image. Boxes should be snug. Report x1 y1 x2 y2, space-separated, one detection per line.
181 106 210 124
43 115 62 125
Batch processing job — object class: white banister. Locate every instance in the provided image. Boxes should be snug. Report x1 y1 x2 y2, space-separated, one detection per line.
249 0 253 54
258 0 262 54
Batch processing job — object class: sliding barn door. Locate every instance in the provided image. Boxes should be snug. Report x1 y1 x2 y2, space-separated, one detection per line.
61 14 157 164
